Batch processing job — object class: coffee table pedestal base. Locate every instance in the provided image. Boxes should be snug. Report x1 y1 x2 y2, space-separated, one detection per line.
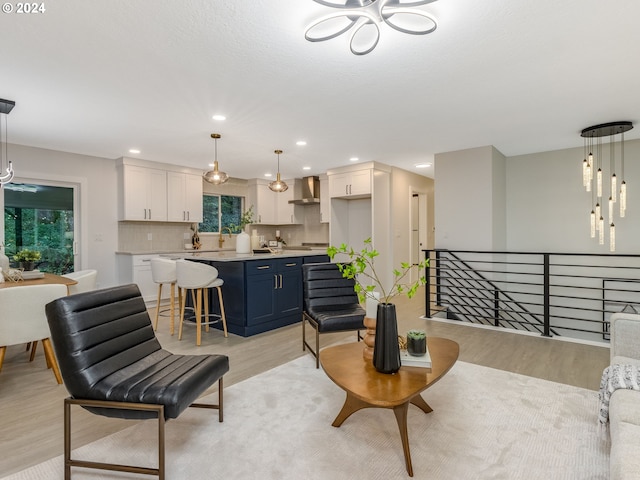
331 392 433 477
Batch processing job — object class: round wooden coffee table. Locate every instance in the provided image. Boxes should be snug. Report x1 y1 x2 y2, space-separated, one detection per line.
319 337 459 477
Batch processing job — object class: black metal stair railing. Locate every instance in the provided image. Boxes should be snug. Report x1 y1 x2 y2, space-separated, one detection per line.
424 249 640 343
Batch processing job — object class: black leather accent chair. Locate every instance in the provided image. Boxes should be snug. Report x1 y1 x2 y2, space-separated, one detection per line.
302 263 365 368
45 284 229 480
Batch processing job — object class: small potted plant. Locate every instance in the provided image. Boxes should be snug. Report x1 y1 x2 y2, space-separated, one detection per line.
13 249 41 271
406 329 427 357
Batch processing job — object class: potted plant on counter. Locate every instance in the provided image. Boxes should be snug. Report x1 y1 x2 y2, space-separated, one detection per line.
327 238 429 374
229 206 254 254
13 248 41 271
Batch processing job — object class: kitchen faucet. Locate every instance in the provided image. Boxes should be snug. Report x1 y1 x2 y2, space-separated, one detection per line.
218 227 233 248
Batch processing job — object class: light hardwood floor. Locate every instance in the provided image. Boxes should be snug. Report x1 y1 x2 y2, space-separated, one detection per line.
0 288 610 477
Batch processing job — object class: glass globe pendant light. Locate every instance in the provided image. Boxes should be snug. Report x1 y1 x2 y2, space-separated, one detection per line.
203 133 229 185
268 149 288 192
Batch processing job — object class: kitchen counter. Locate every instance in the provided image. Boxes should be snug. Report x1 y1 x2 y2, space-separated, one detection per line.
160 249 328 262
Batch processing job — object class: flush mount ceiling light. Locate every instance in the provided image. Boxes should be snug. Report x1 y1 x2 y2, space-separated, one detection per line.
0 98 16 188
580 121 634 252
268 150 288 192
305 0 438 56
203 133 229 185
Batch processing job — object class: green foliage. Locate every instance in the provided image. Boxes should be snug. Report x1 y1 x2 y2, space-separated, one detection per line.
407 329 426 339
199 194 244 233
229 205 254 233
13 248 41 262
327 237 429 304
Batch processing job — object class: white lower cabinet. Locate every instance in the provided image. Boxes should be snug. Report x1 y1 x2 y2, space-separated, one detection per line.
117 254 163 303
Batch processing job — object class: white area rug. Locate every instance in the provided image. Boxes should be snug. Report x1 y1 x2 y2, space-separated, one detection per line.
3 356 609 480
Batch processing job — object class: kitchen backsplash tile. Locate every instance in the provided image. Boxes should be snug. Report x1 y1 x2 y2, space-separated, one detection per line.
118 205 329 253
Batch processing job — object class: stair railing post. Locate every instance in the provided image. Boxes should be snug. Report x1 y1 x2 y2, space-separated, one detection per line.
425 250 431 318
543 253 551 337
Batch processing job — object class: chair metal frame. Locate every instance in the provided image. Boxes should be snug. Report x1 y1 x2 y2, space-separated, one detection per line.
302 312 362 368
63 378 223 480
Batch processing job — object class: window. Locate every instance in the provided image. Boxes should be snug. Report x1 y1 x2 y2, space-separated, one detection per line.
199 194 243 233
3 183 76 274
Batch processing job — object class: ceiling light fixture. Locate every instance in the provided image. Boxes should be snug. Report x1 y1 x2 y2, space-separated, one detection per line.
203 133 229 185
212 114 226 121
129 149 141 154
305 0 438 56
0 98 16 188
296 140 307 146
581 121 633 252
268 150 288 193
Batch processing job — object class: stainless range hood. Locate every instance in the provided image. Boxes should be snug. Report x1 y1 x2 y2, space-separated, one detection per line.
289 176 320 205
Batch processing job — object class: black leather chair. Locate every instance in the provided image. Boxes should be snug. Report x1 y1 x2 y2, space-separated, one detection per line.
302 262 365 368
45 284 229 480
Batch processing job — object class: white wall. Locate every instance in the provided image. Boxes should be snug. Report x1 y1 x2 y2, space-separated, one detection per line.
434 139 640 254
506 139 640 254
390 167 433 264
434 146 506 250
1 143 119 288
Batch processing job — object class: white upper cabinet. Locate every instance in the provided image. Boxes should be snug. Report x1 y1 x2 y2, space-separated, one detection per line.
248 178 301 225
248 179 277 224
276 184 301 224
119 164 167 221
167 172 204 223
329 168 371 199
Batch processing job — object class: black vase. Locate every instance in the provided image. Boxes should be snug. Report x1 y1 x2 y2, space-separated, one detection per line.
373 303 401 374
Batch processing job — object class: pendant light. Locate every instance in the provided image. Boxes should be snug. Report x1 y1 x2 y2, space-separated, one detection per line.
268 149 288 192
580 121 633 252
0 98 16 188
203 133 229 185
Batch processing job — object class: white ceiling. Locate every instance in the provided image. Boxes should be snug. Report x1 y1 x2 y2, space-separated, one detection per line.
1 0 640 181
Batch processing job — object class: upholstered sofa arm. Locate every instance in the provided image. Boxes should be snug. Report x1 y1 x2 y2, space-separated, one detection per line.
610 313 640 363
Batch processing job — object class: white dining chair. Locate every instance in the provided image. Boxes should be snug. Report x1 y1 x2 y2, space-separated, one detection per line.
62 269 97 295
0 284 68 383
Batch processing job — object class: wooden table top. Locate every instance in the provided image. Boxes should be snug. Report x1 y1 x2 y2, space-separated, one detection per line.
320 338 460 408
0 272 77 290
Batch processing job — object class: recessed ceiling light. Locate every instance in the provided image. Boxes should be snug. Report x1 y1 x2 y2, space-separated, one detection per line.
208 163 214 167
129 149 141 154
296 140 307 146
264 173 273 177
350 157 359 162
415 163 432 169
303 166 311 170
212 114 226 121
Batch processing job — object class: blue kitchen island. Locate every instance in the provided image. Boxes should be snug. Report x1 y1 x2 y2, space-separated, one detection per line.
165 250 330 337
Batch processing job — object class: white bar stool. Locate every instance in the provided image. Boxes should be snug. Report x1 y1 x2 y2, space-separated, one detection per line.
150 258 177 335
176 259 228 346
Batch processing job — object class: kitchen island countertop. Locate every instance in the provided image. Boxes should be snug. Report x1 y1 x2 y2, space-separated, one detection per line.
159 249 328 262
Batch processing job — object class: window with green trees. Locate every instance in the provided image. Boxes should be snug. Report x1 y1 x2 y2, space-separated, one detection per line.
199 194 243 233
3 183 75 274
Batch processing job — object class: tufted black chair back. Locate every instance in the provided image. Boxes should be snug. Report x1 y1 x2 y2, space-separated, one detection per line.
46 283 160 400
302 263 365 367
